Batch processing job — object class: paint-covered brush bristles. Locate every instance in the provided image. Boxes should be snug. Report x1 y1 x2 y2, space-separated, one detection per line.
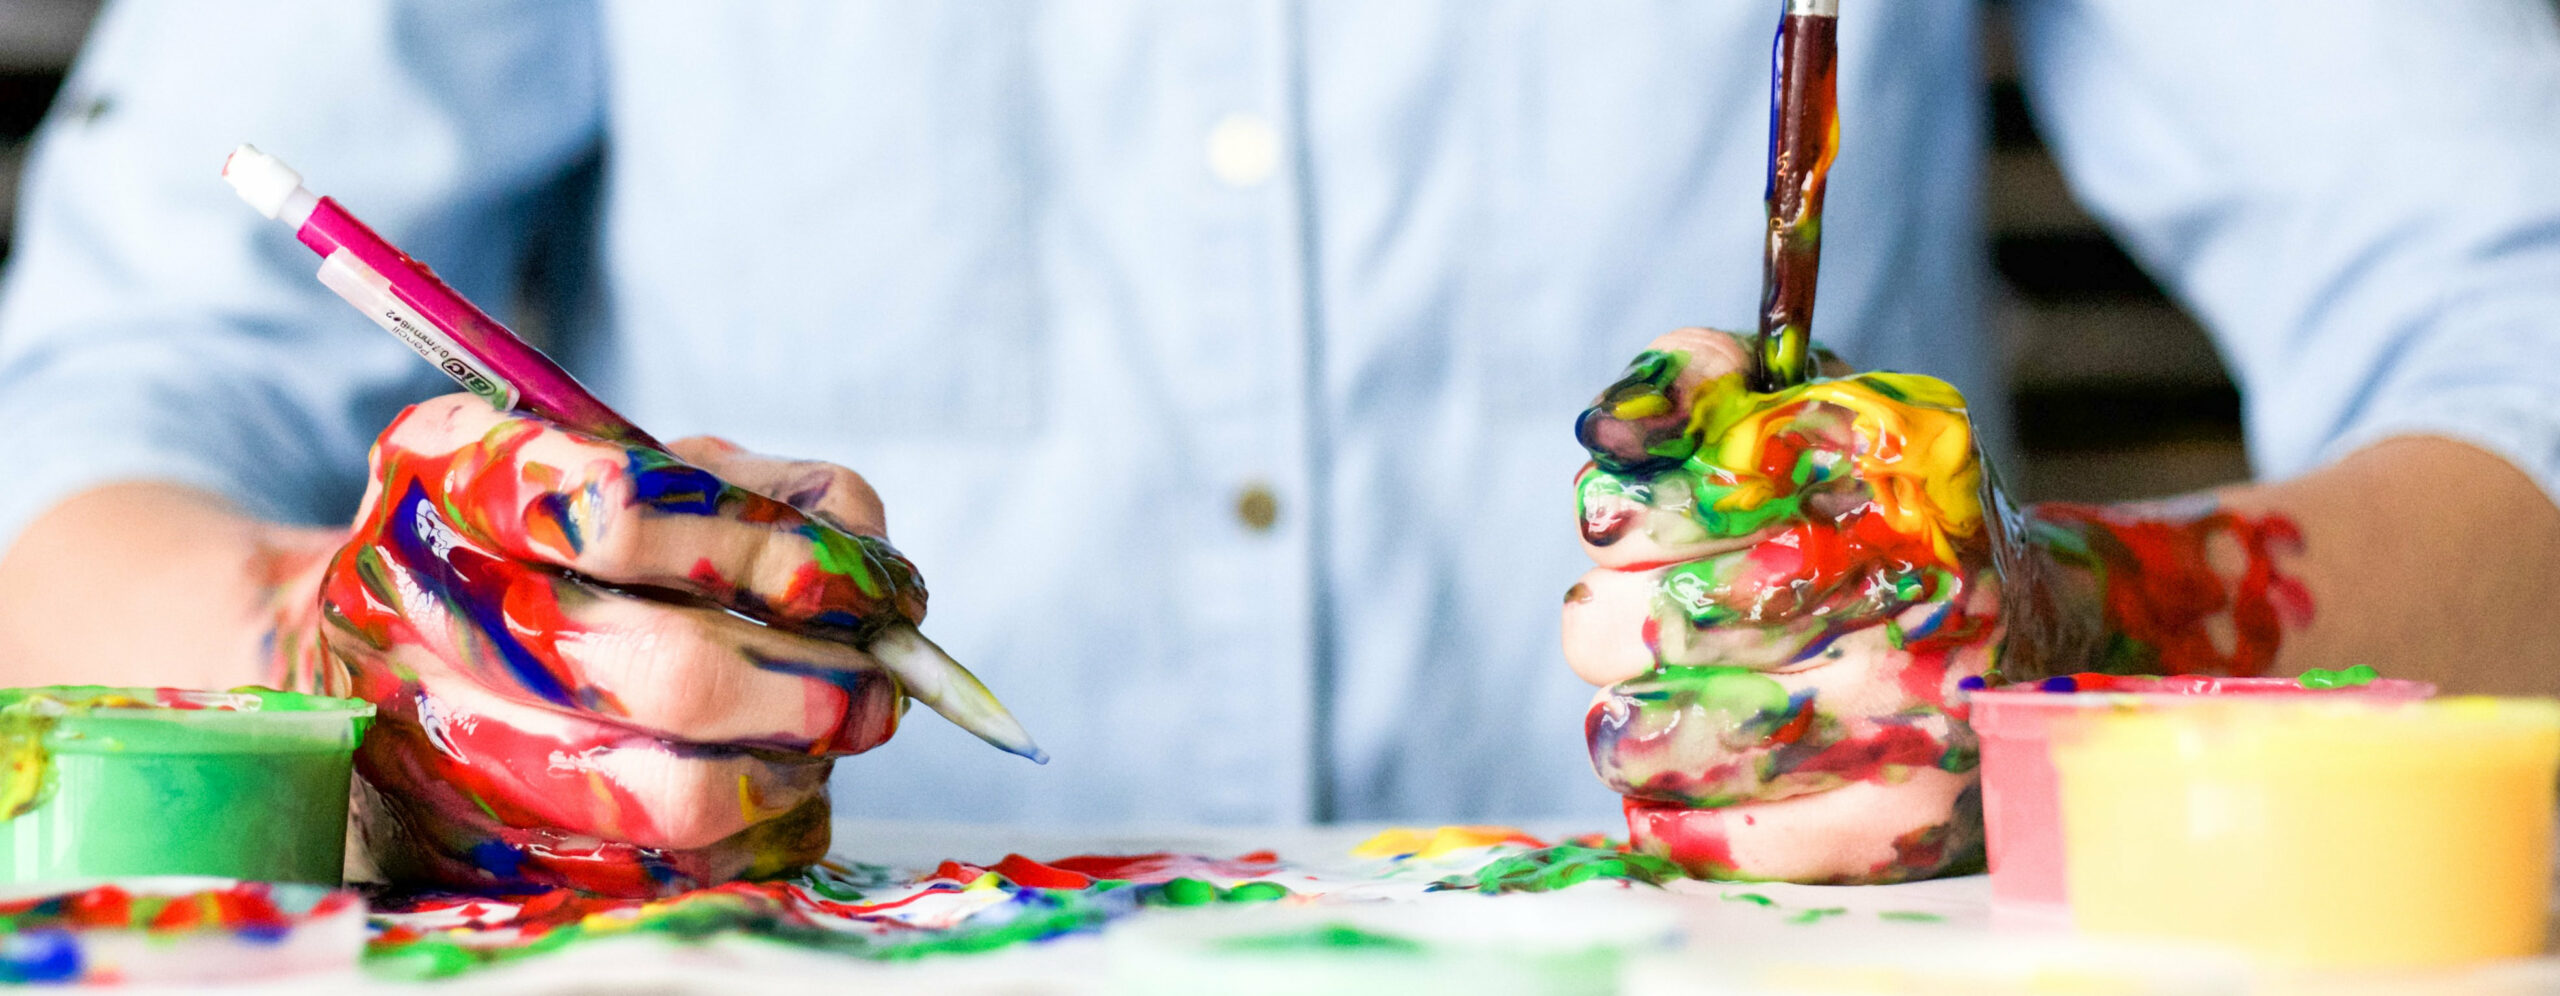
868 624 1049 764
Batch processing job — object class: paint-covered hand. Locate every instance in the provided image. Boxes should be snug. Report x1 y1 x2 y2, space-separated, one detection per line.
1563 328 1998 884
301 395 919 897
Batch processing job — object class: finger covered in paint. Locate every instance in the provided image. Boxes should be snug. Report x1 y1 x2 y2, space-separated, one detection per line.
369 397 925 641
669 436 889 540
353 679 839 853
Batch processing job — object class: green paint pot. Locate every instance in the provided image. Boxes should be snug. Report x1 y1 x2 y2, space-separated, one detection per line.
0 686 373 885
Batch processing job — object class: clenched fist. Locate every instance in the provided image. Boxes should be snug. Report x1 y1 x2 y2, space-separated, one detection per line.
295 395 923 897
1564 329 1999 884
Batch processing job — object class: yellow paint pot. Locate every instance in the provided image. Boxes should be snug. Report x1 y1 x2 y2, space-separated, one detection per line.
2051 696 2560 969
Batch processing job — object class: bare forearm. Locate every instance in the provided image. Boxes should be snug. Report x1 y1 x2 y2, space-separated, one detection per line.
2010 436 2560 693
0 483 339 690
2234 437 2560 693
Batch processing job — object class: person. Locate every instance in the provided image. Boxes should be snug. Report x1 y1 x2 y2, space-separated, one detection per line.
0 1 2556 891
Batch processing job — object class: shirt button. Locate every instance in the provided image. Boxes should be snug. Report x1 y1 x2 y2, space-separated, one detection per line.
1205 113 1280 188
1234 482 1280 532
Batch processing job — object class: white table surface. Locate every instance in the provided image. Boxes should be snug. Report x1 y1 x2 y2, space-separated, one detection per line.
140 818 2560 995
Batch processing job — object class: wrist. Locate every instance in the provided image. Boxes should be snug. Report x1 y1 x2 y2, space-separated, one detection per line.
252 525 345 694
1994 496 2311 682
1990 497 2111 683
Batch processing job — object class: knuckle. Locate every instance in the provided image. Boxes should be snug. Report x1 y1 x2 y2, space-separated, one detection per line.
1649 327 1752 374
576 507 646 574
664 435 743 465
615 613 729 727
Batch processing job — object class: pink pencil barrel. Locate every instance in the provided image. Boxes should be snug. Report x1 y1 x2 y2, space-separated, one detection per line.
290 198 659 449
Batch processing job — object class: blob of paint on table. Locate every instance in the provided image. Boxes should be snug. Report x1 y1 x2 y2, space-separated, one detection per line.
2296 665 2379 689
1433 845 1686 895
0 881 363 985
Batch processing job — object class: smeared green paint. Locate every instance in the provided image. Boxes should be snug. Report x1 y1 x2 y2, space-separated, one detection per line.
1878 910 1944 923
1933 736 1980 775
1628 666 1791 723
1433 845 1685 894
1153 877 1218 907
1219 924 1427 956
2296 665 2379 689
801 523 885 599
1221 881 1291 903
1785 907 1847 925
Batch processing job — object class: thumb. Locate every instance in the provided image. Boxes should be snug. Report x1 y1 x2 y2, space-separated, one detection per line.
1576 328 1756 473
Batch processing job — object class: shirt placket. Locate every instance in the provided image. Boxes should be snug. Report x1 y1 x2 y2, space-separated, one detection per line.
1158 0 1315 824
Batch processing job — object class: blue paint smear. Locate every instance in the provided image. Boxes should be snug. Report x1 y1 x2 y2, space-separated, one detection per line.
532 492 585 554
470 840 528 881
0 931 81 983
1790 622 1854 665
744 651 889 697
629 453 724 516
811 609 866 632
1900 598 1951 643
386 483 578 707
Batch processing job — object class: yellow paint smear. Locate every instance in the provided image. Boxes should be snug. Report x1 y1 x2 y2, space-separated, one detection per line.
1686 371 1982 566
1352 825 1548 860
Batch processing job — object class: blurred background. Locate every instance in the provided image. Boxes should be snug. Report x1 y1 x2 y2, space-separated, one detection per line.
0 1 2251 504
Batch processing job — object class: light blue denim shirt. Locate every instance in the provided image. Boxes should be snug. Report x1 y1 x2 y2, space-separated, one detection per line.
3 1 2557 826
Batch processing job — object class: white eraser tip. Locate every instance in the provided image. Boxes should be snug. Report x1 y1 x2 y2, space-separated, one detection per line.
223 144 304 220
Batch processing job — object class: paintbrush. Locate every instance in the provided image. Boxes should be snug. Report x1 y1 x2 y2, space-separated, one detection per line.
1754 0 1841 391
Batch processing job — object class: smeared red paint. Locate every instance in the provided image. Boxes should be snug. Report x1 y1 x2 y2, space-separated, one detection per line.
1625 797 1739 878
800 882 962 917
1878 819 1952 877
1896 643 1956 713
988 854 1095 890
1787 724 1944 781
927 860 986 883
63 886 132 928
1043 852 1285 883
2033 504 2313 677
1767 700 1816 745
147 897 204 932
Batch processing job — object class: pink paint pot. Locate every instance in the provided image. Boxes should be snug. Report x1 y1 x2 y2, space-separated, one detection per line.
1968 674 2434 914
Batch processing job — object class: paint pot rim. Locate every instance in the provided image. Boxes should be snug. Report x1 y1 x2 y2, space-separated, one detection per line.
1967 677 2434 736
1 685 373 756
2048 694 2560 765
